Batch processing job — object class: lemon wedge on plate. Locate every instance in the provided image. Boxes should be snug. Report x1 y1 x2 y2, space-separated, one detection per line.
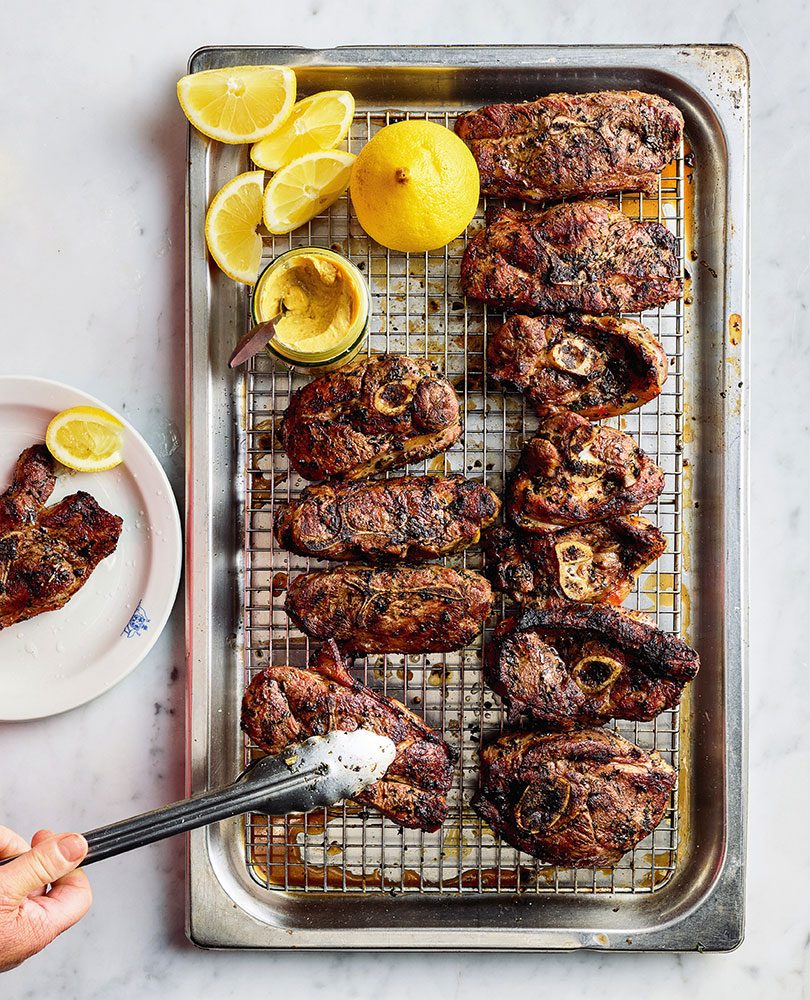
250 91 355 171
263 150 355 235
177 65 296 144
46 406 124 472
205 170 266 284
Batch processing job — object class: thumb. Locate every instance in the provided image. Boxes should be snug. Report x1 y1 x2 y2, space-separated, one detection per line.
0 833 87 904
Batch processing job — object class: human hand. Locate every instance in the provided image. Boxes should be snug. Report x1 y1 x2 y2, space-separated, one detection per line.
0 826 92 972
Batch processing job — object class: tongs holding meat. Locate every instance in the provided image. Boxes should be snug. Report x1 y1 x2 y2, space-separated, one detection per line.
242 642 456 831
0 728 396 867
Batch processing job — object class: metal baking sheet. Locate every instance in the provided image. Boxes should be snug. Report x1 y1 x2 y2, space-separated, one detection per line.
185 45 748 951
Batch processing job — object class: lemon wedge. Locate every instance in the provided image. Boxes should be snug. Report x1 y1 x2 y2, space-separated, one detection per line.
250 90 355 171
263 151 355 235
205 170 265 284
177 65 296 144
46 407 124 472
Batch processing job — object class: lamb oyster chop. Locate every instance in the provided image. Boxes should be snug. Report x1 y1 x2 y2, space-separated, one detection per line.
483 517 666 607
280 353 462 482
241 641 455 831
473 728 675 866
461 202 682 315
0 445 123 630
487 314 669 419
455 90 683 203
285 565 493 654
507 410 664 533
485 604 700 729
274 474 500 563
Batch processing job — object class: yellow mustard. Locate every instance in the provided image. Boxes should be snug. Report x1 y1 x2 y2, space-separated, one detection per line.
251 247 370 372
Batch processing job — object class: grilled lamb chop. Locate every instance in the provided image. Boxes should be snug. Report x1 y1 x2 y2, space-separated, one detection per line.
473 728 675 866
0 446 123 630
455 90 683 203
275 474 500 563
483 517 665 607
508 410 664 533
285 565 493 654
241 641 455 831
486 605 699 729
461 202 682 315
487 314 669 419
280 354 462 482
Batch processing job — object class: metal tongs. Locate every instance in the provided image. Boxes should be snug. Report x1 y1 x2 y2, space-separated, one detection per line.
1 730 396 867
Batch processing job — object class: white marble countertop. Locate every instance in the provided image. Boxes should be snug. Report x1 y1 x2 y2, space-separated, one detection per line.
1 1 808 997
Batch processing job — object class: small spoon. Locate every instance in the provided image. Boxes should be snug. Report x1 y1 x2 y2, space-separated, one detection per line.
228 315 282 369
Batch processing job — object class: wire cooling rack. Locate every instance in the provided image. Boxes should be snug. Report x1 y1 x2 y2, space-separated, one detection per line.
240 110 687 895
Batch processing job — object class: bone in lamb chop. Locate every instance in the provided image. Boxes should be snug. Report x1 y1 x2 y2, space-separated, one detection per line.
507 409 664 533
241 641 456 831
0 445 123 630
274 475 501 563
280 353 462 482
485 604 699 730
461 201 682 315
455 90 683 203
473 727 676 866
487 314 669 420
483 517 666 607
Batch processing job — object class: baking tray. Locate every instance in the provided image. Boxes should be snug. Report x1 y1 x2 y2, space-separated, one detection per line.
185 45 749 951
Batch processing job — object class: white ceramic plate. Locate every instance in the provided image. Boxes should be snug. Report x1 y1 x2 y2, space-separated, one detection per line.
0 376 182 720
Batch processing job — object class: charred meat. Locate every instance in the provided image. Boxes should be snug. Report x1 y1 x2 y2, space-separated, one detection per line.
455 90 683 203
0 446 123 630
280 354 462 481
242 641 455 831
508 410 664 532
275 475 500 563
487 314 669 419
483 517 665 607
485 604 699 729
473 728 675 866
0 445 56 533
461 202 682 315
285 565 493 653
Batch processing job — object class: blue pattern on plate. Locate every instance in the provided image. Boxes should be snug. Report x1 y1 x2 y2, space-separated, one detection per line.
122 601 150 638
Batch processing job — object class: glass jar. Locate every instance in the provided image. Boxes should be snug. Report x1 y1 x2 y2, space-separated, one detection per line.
250 247 370 373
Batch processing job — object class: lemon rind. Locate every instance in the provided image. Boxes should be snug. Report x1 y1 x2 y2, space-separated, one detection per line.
177 66 297 145
204 170 266 284
45 407 125 472
250 91 355 171
262 151 355 236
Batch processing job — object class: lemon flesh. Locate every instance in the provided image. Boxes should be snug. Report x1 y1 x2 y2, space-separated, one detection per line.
251 91 355 171
46 406 124 472
349 119 480 253
177 65 296 144
263 151 355 236
205 171 265 284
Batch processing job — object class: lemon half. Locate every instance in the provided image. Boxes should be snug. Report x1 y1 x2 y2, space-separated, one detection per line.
251 90 355 171
46 407 124 472
263 151 355 235
177 65 296 144
205 170 265 284
349 119 480 252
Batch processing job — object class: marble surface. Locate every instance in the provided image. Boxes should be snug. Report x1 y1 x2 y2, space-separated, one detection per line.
1 1 808 997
